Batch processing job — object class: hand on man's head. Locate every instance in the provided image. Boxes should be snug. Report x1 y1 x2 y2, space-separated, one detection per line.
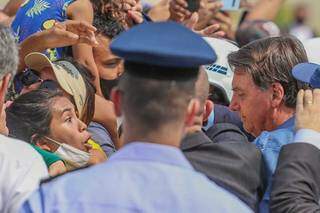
296 89 320 132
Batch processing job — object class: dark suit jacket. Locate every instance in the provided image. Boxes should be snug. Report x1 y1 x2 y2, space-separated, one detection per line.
181 123 265 211
214 104 255 141
270 143 320 213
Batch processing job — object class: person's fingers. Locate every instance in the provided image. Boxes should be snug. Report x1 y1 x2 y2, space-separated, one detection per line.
63 20 98 45
78 36 99 46
128 10 144 24
206 1 223 13
172 0 188 8
202 23 220 34
54 28 79 40
64 20 96 34
171 3 191 16
313 89 320 105
296 89 304 113
172 11 185 20
184 12 199 29
57 31 79 45
54 21 65 30
123 0 136 7
78 20 97 32
83 28 98 45
132 4 142 12
49 28 97 48
213 12 232 26
123 3 132 11
197 24 225 38
84 143 93 151
304 89 313 107
132 1 143 12
212 31 226 37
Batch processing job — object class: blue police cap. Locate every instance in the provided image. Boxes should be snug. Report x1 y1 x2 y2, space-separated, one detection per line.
292 63 320 88
110 22 217 68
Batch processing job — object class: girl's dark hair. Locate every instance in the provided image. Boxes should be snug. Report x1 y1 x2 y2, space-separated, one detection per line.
56 58 96 125
6 89 64 143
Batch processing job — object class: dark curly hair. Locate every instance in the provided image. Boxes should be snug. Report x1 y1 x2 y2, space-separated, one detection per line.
91 0 129 30
93 12 125 39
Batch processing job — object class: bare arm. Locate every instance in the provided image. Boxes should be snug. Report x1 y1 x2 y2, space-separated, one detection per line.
2 0 25 16
245 0 285 21
67 0 102 95
18 20 97 72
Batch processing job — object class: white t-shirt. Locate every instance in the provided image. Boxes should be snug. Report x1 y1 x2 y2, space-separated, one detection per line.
0 135 48 213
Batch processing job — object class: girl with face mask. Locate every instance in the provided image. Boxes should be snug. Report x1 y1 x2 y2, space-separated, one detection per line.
6 89 107 176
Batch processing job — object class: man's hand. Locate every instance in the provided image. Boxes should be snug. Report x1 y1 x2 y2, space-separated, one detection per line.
184 12 225 37
209 11 234 39
85 143 108 165
44 20 98 48
122 0 144 25
169 0 191 22
196 0 223 29
296 89 320 132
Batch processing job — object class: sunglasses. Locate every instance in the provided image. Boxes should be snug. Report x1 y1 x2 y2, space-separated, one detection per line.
20 69 41 86
20 69 59 91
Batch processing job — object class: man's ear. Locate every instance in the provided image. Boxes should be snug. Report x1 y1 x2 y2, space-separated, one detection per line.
271 83 285 108
203 100 214 123
185 99 200 127
110 87 122 117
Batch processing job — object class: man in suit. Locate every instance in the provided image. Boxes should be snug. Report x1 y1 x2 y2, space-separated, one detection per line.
181 69 265 211
270 63 320 212
228 36 308 213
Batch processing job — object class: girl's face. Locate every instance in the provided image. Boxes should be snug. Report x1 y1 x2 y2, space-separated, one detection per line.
48 96 91 151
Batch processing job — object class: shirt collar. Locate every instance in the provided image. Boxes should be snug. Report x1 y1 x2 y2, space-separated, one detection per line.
109 142 194 170
276 116 295 130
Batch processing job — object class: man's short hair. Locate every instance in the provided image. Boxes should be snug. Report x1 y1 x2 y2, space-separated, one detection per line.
118 66 197 132
228 36 308 108
0 24 18 79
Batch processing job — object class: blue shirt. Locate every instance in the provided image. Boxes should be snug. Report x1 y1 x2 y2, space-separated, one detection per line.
254 117 295 213
11 0 74 61
21 142 251 213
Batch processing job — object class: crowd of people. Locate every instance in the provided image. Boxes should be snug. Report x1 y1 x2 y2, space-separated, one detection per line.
0 0 320 212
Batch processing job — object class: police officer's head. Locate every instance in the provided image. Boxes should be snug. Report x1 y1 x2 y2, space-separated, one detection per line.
109 22 216 145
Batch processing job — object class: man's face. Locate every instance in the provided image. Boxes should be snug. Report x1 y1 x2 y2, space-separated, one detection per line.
229 69 273 137
93 34 123 80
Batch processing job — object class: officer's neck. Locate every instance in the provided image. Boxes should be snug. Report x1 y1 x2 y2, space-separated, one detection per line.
122 122 184 148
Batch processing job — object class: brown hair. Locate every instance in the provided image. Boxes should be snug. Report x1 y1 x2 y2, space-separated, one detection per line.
228 36 308 108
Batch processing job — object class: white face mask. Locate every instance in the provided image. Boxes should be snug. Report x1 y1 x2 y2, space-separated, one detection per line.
44 136 90 168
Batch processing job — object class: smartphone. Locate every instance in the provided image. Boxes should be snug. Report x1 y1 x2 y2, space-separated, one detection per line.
187 0 200 12
221 0 241 11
